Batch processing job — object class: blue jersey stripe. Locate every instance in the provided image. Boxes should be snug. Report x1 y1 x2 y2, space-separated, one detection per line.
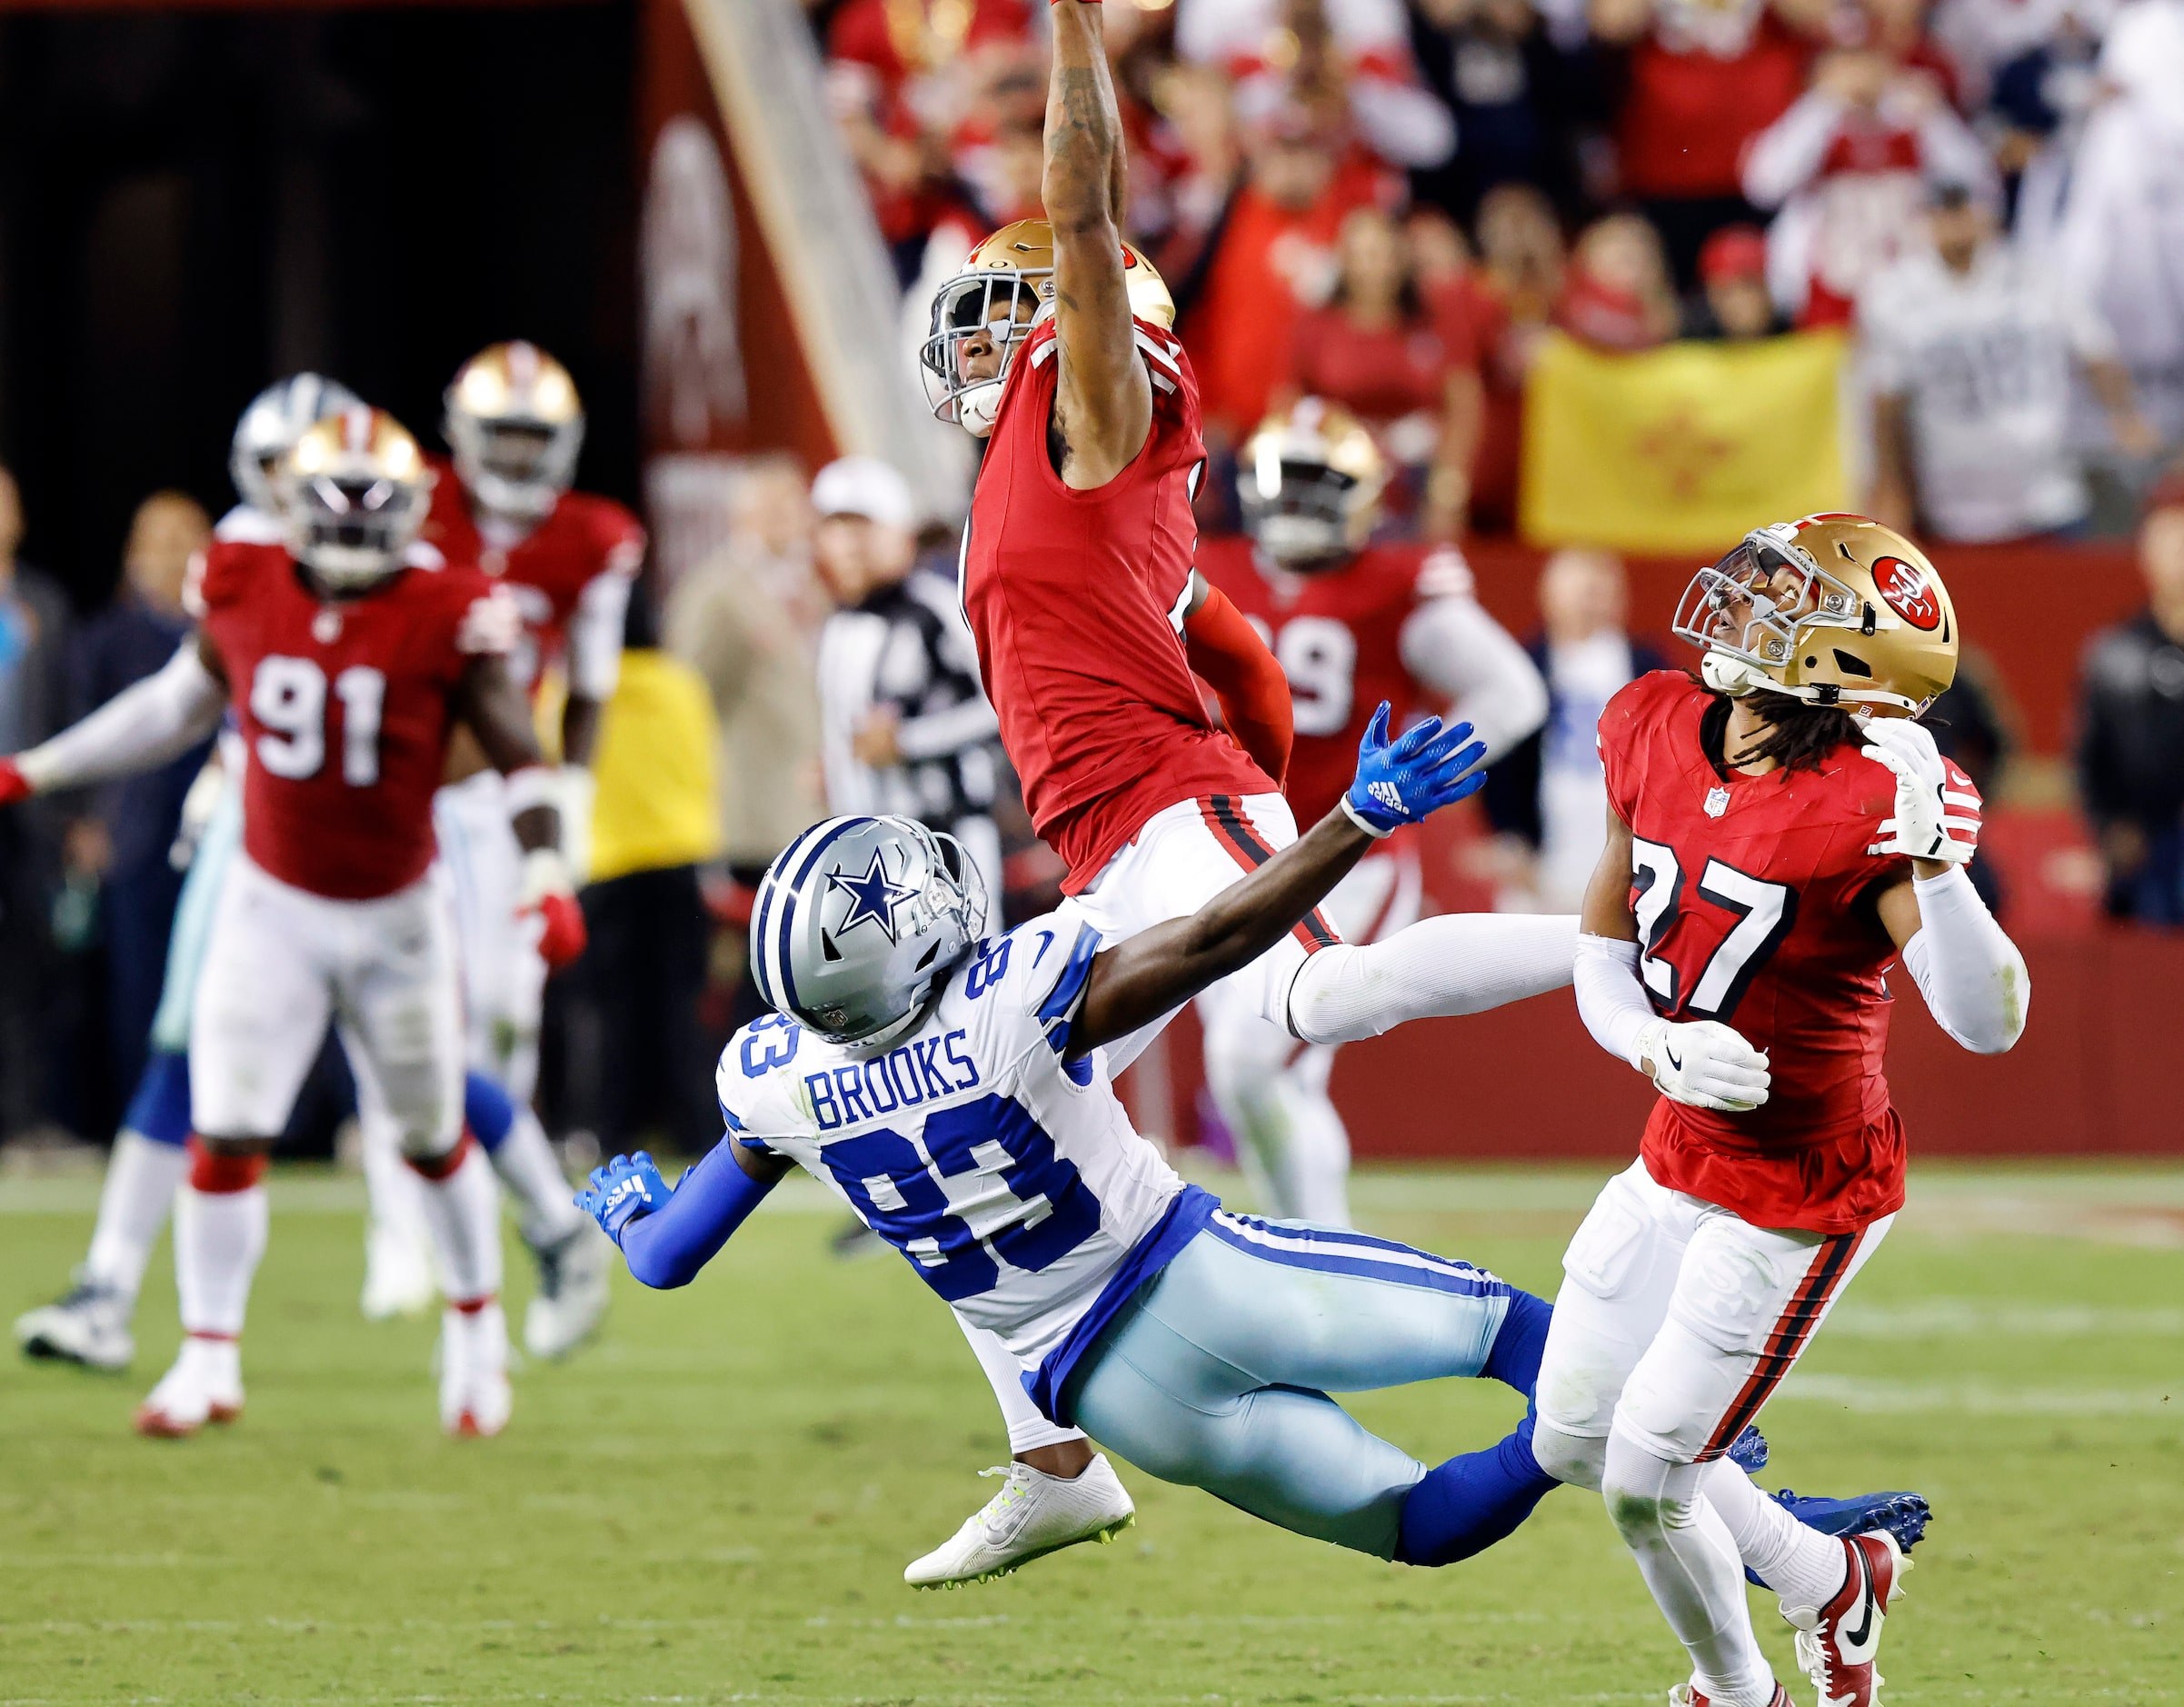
1036 923 1104 1057
1206 1213 1506 1297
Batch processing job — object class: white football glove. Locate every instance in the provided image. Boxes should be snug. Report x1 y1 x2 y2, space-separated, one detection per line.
1862 718 1981 866
1631 1017 1771 1113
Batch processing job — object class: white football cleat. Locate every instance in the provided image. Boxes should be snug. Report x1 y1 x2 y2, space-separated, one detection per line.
439 1300 513 1439
361 1219 436 1322
16 1276 135 1371
1786 1530 1910 1707
904 1454 1136 1589
134 1334 244 1438
523 1223 611 1360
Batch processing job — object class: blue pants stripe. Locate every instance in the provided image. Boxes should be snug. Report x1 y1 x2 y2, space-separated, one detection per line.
1206 1210 1504 1296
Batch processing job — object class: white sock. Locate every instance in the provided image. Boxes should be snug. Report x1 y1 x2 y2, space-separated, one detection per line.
85 1132 189 1303
1704 1460 1850 1608
956 1313 1086 1456
175 1183 269 1337
488 1105 583 1248
360 1113 433 1247
411 1143 504 1304
1287 913 1579 1044
1604 1431 1778 1707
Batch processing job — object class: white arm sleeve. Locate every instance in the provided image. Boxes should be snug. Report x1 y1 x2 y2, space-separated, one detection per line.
1899 867 2029 1054
1397 596 1551 763
17 639 226 792
566 569 634 703
1740 91 1848 208
1573 933 1653 1068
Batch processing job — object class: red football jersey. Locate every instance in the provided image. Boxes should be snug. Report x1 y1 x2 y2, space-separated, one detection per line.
962 315 1270 892
421 456 644 693
1601 670 1930 1234
194 543 516 901
1197 536 1474 826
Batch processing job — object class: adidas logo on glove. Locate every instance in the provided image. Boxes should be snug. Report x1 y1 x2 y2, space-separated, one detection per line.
1369 780 1404 814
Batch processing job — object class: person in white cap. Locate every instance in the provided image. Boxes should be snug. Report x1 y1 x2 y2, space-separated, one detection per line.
808 454 1140 1587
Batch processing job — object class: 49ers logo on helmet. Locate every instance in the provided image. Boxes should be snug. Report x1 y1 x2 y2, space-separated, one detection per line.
1873 556 1940 631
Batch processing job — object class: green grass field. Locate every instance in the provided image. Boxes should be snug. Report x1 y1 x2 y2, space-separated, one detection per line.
1 1162 2179 1706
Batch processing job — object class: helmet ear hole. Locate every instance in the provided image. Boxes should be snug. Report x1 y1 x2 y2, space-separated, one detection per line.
1832 649 1874 678
820 932 843 963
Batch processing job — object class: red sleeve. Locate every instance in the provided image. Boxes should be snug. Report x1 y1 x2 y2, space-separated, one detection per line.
1184 585 1293 788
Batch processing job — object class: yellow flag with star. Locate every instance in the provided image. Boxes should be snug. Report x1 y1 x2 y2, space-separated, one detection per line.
1518 329 1850 555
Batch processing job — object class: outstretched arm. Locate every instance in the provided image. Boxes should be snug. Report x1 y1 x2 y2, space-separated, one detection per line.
0 634 228 802
1072 706 1486 1053
1045 0 1152 489
576 1139 792 1290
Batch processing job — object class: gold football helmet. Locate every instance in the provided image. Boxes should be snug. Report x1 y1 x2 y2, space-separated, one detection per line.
1672 514 1958 716
281 406 435 594
920 218 1175 434
1239 399 1390 570
444 341 585 523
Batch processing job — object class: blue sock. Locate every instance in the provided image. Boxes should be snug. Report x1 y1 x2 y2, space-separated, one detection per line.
464 1071 515 1155
1393 1413 1561 1567
123 1051 193 1148
1481 1287 1551 1396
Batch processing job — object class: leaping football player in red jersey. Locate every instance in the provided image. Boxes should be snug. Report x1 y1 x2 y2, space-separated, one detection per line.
908 0 1577 1585
1197 400 1549 1225
1533 516 2029 1707
371 342 643 1361
0 407 587 1440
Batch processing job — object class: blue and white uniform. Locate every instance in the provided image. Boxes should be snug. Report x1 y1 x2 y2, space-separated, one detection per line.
720 911 1551 1561
723 913 1214 1418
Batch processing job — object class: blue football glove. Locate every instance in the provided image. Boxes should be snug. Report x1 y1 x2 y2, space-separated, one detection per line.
576 1151 672 1247
1341 702 1489 837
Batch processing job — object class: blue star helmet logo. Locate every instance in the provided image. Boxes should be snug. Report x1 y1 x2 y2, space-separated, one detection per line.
828 848 921 944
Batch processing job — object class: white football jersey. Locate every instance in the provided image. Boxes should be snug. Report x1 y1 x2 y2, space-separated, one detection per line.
718 913 1211 1409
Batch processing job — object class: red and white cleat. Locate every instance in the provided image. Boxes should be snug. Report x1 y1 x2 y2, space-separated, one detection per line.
439 1298 512 1439
1668 1683 1791 1707
1785 1531 1911 1707
134 1334 244 1438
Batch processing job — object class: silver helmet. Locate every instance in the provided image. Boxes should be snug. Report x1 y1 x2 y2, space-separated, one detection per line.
230 373 363 518
750 815 988 1045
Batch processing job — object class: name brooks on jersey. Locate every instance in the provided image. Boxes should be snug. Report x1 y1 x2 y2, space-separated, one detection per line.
717 913 1214 1417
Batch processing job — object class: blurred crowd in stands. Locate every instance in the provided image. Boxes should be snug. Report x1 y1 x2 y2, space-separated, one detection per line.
823 0 2183 541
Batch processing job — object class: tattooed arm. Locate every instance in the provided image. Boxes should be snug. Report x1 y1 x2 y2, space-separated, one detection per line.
1044 0 1152 490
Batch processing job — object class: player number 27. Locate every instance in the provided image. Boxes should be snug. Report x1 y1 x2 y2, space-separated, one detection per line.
251 655 386 787
1631 836 1798 1022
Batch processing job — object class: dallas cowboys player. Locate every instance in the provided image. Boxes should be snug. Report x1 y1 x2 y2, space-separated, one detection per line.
581 709 1931 1581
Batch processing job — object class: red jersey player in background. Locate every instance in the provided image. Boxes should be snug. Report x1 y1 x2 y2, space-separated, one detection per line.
1532 517 2029 1707
0 407 586 1441
1196 399 1548 1225
911 0 1576 1589
381 341 643 1361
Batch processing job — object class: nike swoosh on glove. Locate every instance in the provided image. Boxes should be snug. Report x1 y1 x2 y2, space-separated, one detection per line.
519 847 589 971
1861 717 1980 865
1341 702 1489 837
0 758 32 806
1631 1017 1771 1113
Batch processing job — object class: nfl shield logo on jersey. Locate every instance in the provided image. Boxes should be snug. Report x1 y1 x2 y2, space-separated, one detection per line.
1704 784 1730 818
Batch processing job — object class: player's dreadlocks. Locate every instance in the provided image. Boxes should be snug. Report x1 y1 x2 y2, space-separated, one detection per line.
1694 679 1864 775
